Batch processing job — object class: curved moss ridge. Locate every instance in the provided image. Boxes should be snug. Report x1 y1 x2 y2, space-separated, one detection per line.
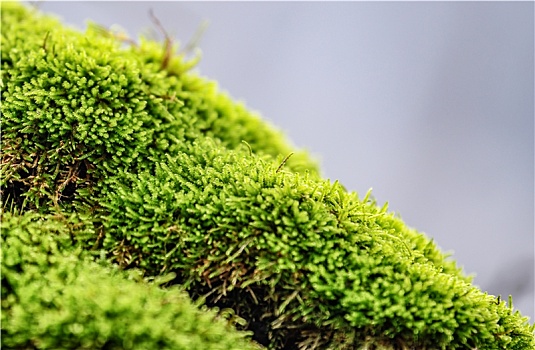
0 1 318 211
1 2 534 350
1 211 262 350
101 138 534 349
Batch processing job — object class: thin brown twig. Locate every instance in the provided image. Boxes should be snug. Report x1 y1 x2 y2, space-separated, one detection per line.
149 9 173 70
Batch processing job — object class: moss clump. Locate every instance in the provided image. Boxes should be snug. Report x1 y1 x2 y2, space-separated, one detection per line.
1 1 318 211
1 211 261 350
100 138 534 349
1 2 534 349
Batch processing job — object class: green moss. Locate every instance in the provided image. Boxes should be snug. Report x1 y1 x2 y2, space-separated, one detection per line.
1 2 534 349
1 1 318 211
99 138 534 349
1 211 261 349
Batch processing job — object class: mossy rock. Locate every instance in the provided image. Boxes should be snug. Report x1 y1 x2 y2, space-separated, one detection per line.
1 2 534 349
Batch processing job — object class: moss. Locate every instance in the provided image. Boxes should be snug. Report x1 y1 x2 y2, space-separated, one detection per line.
99 138 534 349
1 2 534 349
1 211 261 350
1 1 318 212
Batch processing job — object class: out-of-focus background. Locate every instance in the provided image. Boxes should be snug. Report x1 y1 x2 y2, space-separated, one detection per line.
30 1 534 319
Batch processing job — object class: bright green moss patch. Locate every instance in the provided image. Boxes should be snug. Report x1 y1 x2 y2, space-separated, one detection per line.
1 1 318 211
1 2 534 350
99 138 534 349
1 211 261 350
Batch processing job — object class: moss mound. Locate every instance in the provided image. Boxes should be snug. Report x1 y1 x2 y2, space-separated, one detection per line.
1 211 261 350
1 1 318 211
1 2 534 349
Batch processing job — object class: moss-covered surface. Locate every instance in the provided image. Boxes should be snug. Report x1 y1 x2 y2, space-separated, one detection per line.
1 211 261 350
1 2 534 349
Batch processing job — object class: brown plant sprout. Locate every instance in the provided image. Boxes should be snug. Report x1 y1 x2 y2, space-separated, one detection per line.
149 9 208 68
276 153 295 173
149 9 173 70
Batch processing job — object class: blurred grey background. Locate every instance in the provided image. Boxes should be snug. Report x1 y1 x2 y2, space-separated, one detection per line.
31 1 534 319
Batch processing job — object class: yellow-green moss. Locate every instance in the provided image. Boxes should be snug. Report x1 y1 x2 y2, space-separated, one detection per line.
1 211 262 350
1 2 534 349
